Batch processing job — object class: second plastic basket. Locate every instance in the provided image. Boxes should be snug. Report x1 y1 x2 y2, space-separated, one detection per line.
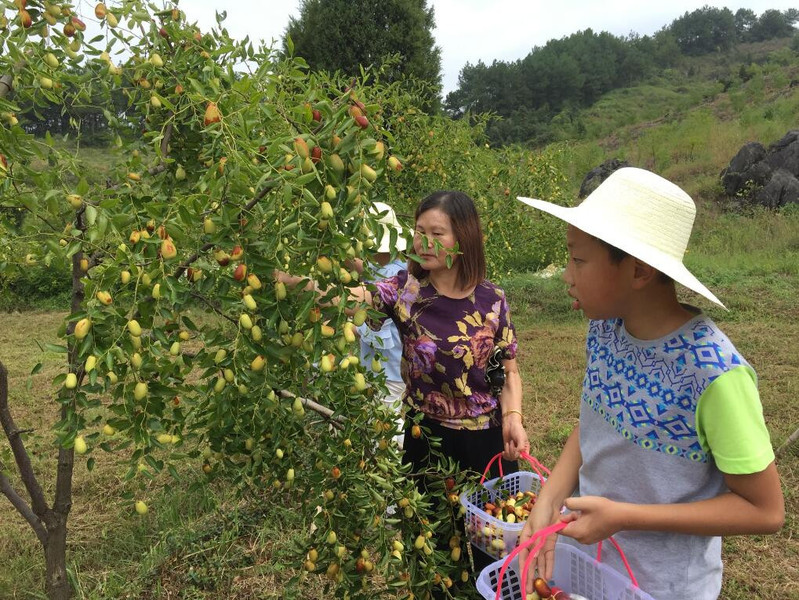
461 452 548 560
476 523 656 600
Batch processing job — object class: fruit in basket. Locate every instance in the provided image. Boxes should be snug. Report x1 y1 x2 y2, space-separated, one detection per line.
533 578 552 598
527 585 575 600
484 489 538 522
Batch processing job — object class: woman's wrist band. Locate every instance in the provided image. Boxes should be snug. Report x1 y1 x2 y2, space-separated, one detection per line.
502 409 523 420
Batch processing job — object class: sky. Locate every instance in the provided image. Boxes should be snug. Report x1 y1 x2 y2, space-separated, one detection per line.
184 1 798 96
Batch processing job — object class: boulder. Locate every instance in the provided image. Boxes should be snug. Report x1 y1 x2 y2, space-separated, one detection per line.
765 130 799 177
754 168 799 209
579 158 629 199
721 131 799 208
721 142 766 195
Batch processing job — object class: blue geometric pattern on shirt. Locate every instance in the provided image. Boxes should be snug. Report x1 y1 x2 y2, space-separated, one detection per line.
582 317 749 463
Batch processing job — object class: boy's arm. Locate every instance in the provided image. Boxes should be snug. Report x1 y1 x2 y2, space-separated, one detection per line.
560 366 784 544
519 426 582 585
559 461 784 544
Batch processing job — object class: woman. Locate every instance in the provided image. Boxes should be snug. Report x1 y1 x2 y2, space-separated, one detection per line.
278 191 529 574
366 191 528 477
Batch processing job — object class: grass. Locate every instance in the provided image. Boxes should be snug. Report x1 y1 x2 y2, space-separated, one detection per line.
554 41 799 189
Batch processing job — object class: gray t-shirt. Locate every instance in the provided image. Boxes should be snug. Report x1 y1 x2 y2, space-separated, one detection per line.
564 313 757 600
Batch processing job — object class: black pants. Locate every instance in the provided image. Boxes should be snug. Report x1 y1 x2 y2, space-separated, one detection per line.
402 414 518 579
402 413 518 480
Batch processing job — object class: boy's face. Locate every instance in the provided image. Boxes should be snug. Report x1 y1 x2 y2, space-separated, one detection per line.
563 225 633 320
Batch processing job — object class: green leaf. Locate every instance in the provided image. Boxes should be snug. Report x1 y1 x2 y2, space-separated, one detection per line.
43 343 68 354
187 78 206 96
85 204 98 226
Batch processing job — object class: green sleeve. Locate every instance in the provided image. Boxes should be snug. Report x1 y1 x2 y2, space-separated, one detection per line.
695 366 774 475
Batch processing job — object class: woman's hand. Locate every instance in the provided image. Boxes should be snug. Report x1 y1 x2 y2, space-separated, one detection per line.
499 359 526 460
501 413 528 461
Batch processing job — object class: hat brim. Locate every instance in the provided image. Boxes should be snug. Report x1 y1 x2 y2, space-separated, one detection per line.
517 196 726 309
377 225 407 253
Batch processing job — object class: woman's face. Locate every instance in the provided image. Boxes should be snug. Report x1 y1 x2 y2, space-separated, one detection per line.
413 208 458 272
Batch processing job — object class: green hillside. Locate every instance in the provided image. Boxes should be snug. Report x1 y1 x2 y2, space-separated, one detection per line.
547 37 799 196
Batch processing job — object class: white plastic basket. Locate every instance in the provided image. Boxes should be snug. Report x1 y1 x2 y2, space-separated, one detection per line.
461 470 544 560
477 541 656 600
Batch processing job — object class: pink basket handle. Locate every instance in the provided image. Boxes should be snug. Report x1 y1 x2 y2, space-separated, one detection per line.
493 522 566 600
520 450 551 480
479 452 505 485
479 451 550 485
521 529 642 593
492 522 642 600
597 536 640 588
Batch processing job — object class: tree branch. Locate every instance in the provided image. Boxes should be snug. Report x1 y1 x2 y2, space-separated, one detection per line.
0 74 11 99
173 242 215 280
775 426 799 457
52 213 90 515
0 361 50 520
188 291 237 325
0 468 47 545
277 389 345 430
173 178 281 280
19 201 61 234
159 121 173 161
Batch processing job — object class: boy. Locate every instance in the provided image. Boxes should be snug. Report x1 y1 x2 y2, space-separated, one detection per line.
515 168 784 599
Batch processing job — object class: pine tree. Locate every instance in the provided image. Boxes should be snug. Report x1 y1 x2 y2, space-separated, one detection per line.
285 0 441 110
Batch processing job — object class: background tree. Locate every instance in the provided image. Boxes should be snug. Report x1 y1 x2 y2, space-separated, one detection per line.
284 0 442 111
669 6 737 55
443 6 798 147
445 28 663 146
734 8 758 42
749 9 797 42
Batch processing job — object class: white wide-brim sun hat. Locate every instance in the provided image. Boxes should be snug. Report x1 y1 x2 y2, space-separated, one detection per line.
517 167 726 309
371 201 407 253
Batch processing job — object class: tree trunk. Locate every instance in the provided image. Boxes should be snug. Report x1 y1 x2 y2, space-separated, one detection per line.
0 66 76 600
44 516 71 600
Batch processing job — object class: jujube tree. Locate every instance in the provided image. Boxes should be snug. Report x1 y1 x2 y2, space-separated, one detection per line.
0 2 472 598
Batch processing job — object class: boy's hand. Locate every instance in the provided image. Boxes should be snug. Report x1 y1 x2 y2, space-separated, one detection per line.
560 496 626 545
518 503 560 588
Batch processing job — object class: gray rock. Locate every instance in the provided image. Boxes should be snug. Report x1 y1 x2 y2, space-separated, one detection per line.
724 141 766 175
765 130 799 177
754 168 799 208
721 132 799 208
579 158 630 199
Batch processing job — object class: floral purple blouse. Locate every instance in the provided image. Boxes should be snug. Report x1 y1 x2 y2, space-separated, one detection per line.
371 270 518 430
